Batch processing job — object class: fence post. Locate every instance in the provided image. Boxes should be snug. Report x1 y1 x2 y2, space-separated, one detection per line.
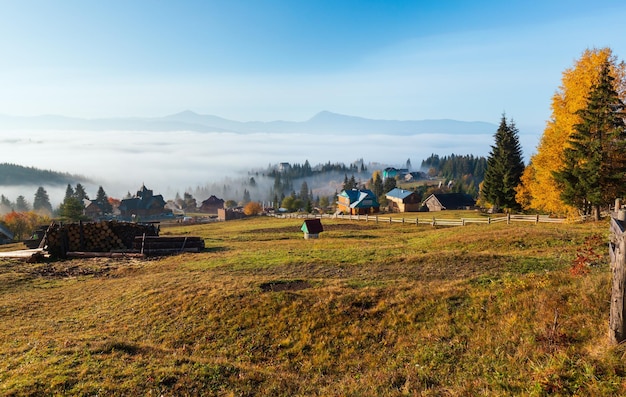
366 214 368 222
416 217 419 226
488 217 491 224
376 216 378 223
536 214 540 224
610 216 626 344
507 213 511 224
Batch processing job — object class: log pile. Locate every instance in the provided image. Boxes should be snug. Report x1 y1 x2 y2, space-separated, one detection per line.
43 221 159 258
133 235 205 256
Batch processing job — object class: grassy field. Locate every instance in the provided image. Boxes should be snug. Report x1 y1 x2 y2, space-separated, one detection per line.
0 216 623 396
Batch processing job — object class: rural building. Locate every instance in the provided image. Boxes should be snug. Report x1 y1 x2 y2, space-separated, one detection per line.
403 171 427 182
301 219 323 239
119 185 169 219
385 188 422 212
199 195 225 214
422 193 476 212
0 224 14 244
383 167 409 180
218 208 247 221
83 199 104 220
337 189 380 215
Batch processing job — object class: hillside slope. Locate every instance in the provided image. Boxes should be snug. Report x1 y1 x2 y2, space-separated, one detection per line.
0 217 619 395
0 163 89 186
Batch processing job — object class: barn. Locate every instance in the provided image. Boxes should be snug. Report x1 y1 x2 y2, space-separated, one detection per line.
422 193 476 211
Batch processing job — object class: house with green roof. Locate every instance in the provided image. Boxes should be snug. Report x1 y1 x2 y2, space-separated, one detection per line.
337 189 380 215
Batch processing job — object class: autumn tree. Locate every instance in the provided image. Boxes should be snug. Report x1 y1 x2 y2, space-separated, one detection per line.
243 201 263 216
553 61 626 220
369 171 384 198
33 186 53 215
481 115 525 211
516 48 626 215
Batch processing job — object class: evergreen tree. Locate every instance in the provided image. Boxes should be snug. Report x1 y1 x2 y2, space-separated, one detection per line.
371 171 384 198
64 184 74 201
74 183 89 201
95 186 113 214
15 195 29 212
299 181 309 204
482 114 525 210
554 61 626 220
242 189 251 204
33 186 53 214
59 196 85 221
383 176 397 193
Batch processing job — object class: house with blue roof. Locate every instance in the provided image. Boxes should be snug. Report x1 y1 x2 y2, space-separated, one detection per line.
385 188 422 212
337 189 380 215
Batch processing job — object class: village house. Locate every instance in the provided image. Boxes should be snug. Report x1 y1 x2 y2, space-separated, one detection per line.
337 189 380 215
199 195 225 214
83 199 104 220
382 167 409 180
118 185 170 219
0 224 14 244
422 193 476 212
385 188 422 212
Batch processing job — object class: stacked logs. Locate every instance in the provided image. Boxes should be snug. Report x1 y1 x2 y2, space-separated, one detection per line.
43 221 159 258
133 235 205 256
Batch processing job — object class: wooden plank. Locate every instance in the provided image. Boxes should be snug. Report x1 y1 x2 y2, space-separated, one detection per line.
610 215 626 344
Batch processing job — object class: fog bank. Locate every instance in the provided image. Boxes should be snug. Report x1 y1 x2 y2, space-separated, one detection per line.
0 128 535 206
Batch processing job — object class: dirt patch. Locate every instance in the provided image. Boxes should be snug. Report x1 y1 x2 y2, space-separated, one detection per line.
259 279 311 292
248 222 380 235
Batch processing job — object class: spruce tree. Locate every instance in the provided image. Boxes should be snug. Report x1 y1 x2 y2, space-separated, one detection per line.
95 186 113 214
482 114 525 211
554 61 626 220
33 186 53 214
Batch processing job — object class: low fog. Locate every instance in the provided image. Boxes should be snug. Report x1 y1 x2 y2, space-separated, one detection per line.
0 128 531 207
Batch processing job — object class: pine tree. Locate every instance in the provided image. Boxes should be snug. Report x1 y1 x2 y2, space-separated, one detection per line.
64 184 75 201
33 186 53 214
554 61 626 220
74 183 89 201
15 195 29 212
95 186 113 214
481 115 525 211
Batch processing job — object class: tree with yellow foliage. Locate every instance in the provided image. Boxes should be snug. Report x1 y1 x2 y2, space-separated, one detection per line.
516 48 626 216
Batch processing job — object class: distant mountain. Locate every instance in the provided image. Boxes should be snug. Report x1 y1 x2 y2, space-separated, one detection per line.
0 111 497 135
0 163 90 186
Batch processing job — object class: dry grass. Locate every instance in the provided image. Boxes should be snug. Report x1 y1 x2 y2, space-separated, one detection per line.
1 217 623 396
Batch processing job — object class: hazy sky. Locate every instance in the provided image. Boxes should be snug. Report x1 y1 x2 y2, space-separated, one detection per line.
1 1 626 134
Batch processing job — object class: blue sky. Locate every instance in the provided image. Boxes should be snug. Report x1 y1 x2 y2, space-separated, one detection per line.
1 1 626 134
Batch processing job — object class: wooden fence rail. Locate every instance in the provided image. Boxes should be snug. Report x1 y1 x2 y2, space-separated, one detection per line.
272 212 569 226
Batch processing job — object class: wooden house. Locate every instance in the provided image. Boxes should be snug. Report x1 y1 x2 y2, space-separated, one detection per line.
422 193 476 212
199 195 225 214
385 188 421 212
83 199 104 220
119 185 169 219
301 219 323 239
0 224 14 244
337 189 380 215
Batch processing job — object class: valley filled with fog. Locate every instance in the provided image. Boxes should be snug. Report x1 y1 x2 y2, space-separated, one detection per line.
0 127 537 206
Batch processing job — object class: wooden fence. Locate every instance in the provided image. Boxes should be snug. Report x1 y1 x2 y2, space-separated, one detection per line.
273 212 568 226
610 213 626 344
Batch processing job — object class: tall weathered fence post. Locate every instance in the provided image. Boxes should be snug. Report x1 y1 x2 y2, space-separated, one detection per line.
609 214 626 344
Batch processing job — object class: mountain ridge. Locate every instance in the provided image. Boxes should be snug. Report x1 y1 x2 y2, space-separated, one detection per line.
0 111 497 135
